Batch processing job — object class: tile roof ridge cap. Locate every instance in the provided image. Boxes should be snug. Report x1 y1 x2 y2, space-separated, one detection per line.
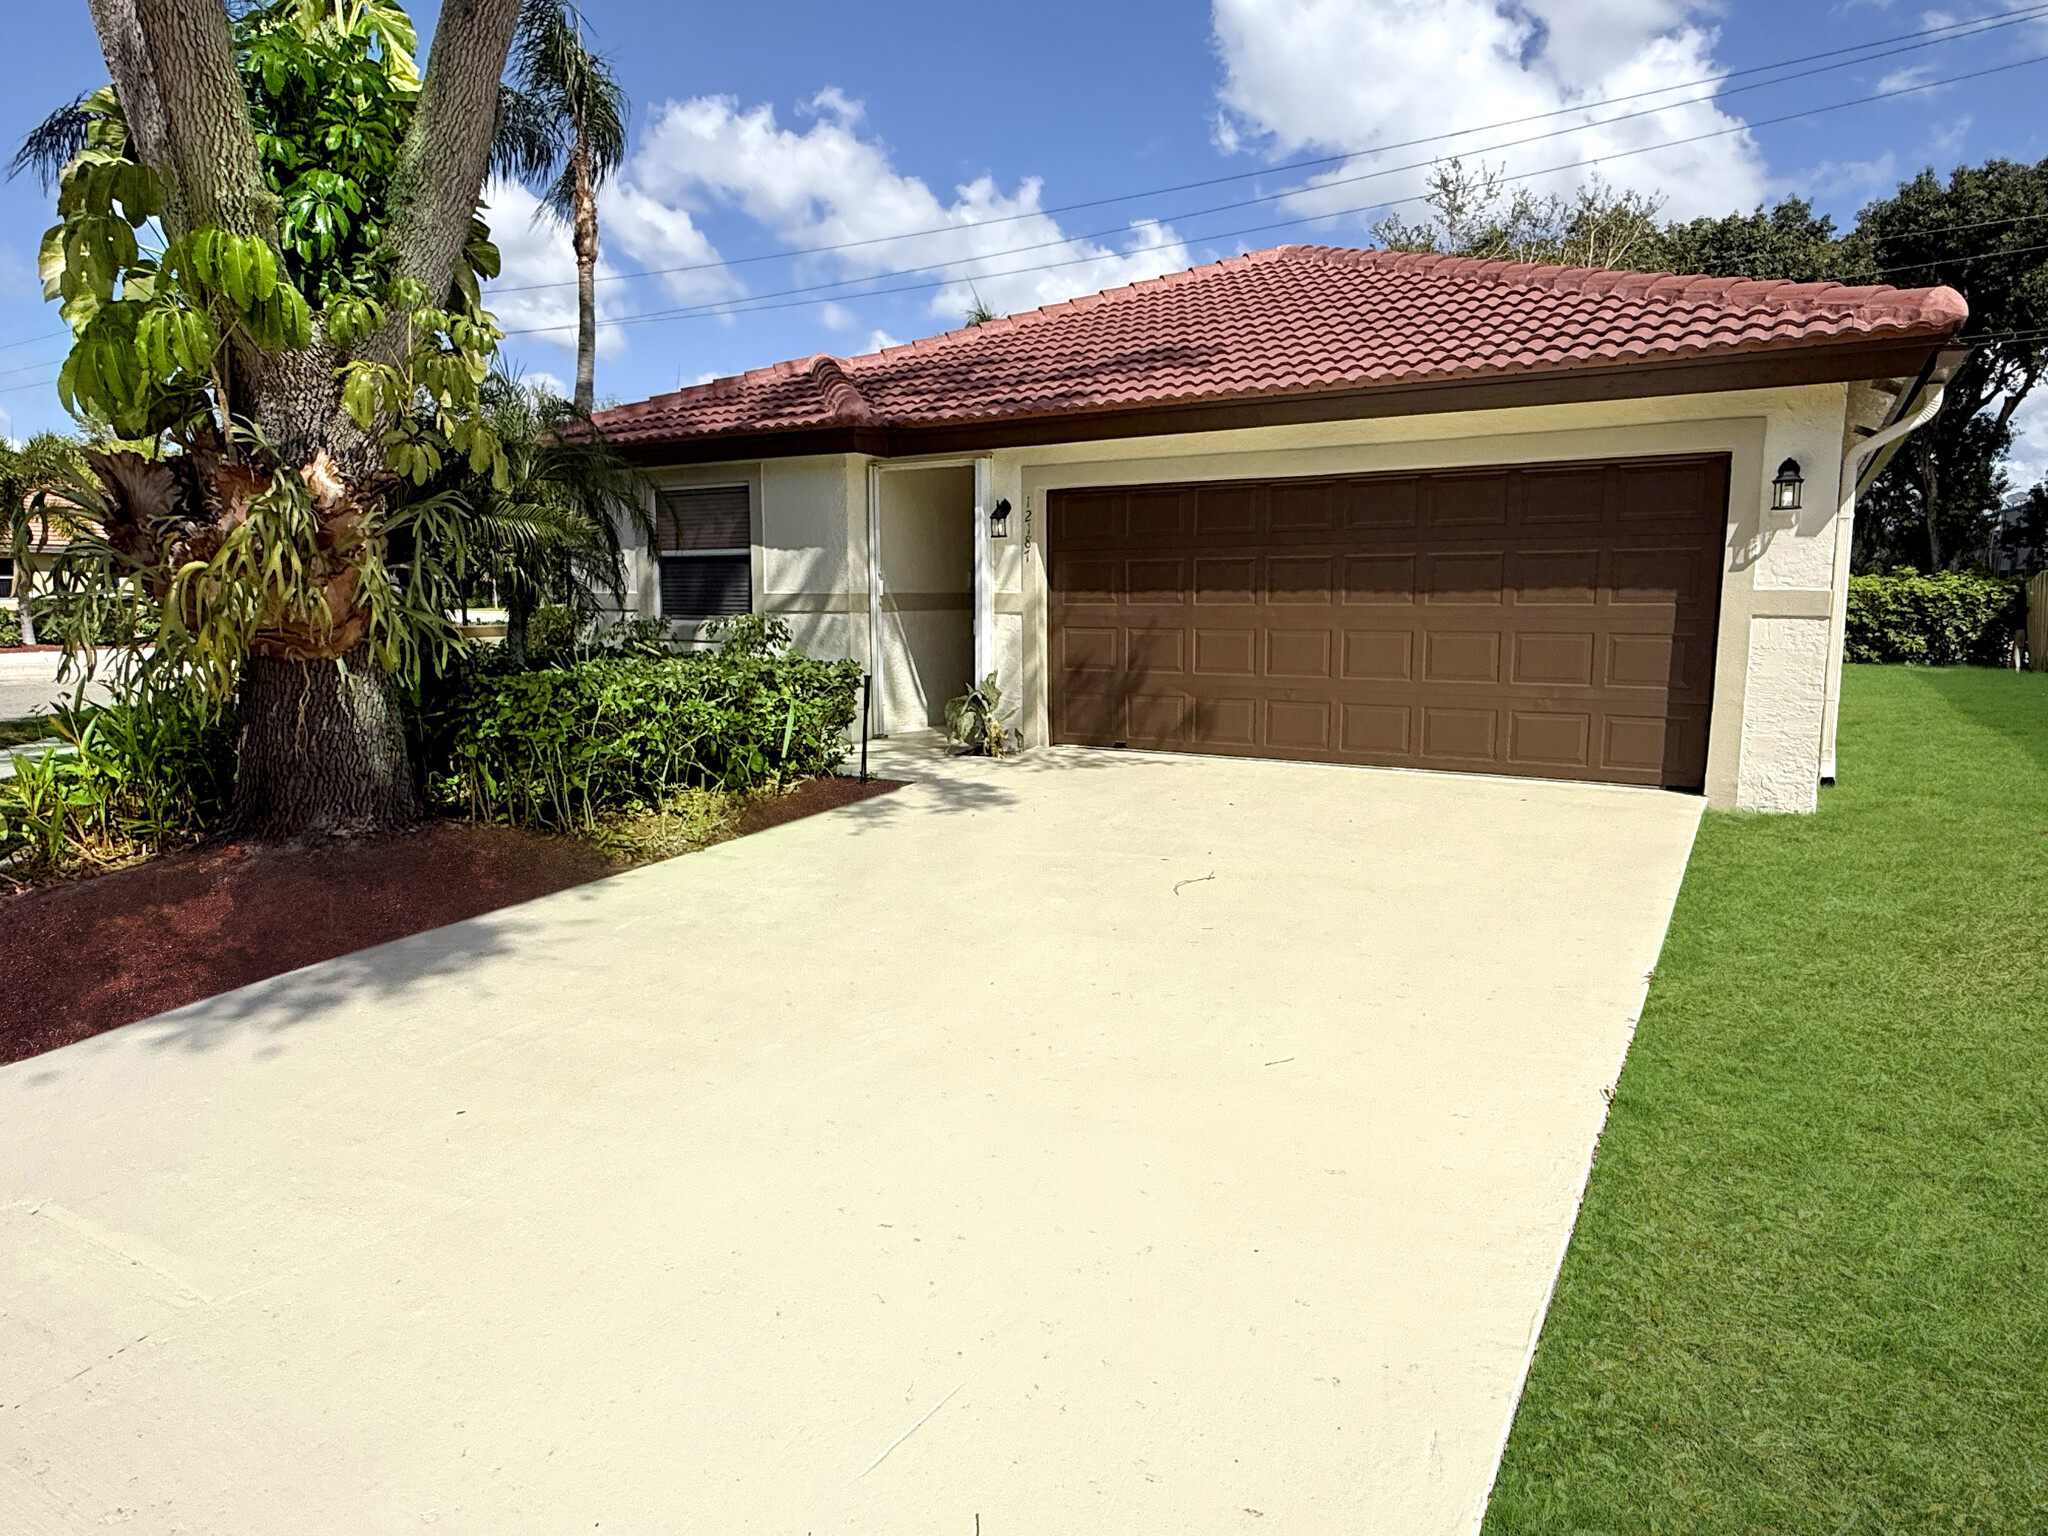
803 352 876 422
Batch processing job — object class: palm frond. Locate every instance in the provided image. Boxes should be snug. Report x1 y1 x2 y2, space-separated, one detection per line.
491 83 564 188
8 97 96 192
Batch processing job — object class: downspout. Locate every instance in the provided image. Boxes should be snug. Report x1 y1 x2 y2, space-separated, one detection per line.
1820 375 1948 780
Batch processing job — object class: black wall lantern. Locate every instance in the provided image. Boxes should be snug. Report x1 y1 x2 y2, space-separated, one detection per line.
990 497 1012 538
1771 458 1804 512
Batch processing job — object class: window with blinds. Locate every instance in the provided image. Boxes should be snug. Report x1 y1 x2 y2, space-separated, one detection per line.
656 485 751 618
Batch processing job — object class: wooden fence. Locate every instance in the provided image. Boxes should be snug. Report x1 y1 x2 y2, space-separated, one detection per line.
2030 572 2048 673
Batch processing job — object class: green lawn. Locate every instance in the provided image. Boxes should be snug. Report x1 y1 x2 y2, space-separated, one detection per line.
1485 665 2048 1536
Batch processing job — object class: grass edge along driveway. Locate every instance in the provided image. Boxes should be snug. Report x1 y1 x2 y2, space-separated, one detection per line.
1485 665 2048 1536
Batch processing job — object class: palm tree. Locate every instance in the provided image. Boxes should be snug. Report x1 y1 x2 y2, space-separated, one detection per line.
393 370 649 660
498 0 629 415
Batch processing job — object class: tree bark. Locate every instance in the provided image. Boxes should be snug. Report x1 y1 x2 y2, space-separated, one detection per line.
572 137 598 414
234 645 420 841
385 0 524 312
131 0 277 240
1919 449 1944 573
85 0 185 235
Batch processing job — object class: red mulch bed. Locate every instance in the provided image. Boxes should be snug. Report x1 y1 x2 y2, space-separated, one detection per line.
0 775 901 1064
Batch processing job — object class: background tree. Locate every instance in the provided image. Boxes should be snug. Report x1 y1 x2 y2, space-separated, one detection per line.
1373 159 1665 270
498 0 628 414
1640 196 1847 284
0 434 89 648
1844 160 2048 572
41 0 524 838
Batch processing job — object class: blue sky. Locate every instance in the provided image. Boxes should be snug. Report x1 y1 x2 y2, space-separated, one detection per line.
5 1 2048 479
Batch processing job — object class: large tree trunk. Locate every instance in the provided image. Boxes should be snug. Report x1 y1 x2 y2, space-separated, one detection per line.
85 0 185 235
572 139 598 414
1919 450 1944 573
234 646 420 840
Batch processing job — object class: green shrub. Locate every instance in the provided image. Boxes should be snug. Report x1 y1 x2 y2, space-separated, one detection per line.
0 606 20 648
420 624 862 829
1844 571 2025 666
525 602 578 657
0 678 235 878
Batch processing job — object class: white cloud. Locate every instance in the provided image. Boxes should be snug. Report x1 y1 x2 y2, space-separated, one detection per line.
519 369 569 397
1211 0 1768 229
481 179 628 357
620 89 1194 323
1875 62 1940 96
818 301 856 330
2006 388 2048 494
0 405 13 447
860 329 903 354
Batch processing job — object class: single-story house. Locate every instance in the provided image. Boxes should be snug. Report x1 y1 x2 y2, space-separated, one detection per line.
591 244 1968 812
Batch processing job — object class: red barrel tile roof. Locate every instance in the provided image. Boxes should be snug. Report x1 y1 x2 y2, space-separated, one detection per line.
592 244 1968 448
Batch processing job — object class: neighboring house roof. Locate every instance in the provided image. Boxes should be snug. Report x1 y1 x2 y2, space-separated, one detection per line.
593 244 1968 460
8 509 84 556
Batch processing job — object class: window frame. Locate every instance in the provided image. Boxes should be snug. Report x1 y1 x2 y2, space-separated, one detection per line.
653 481 755 622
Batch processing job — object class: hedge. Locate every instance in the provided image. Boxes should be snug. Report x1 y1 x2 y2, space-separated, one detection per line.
1843 571 2025 667
421 641 863 829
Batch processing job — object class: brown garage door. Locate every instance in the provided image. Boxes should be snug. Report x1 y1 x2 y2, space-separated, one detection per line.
1048 454 1729 789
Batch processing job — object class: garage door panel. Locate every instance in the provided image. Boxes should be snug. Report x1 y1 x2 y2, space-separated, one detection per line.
1195 557 1259 604
1617 461 1718 522
1267 699 1332 751
1341 477 1421 530
1513 632 1596 687
1428 475 1510 528
1267 629 1334 678
1197 696 1258 746
1270 481 1337 533
1343 630 1414 680
1345 554 1418 605
1427 552 1506 604
1602 714 1679 774
1342 703 1412 754
1129 629 1186 677
1061 625 1120 673
1606 632 1678 689
1056 556 1121 604
1195 485 1259 536
1128 490 1191 538
1194 628 1257 675
1127 693 1190 744
1267 556 1334 603
1521 466 1608 525
1612 546 1711 604
1513 550 1601 605
1422 707 1500 760
1053 491 1120 544
1424 631 1503 684
1509 710 1593 768
1049 454 1726 788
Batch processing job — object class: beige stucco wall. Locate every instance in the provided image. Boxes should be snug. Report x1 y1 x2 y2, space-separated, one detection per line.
632 381 1868 812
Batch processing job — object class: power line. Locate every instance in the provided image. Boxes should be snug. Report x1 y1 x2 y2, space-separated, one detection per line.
502 48 2048 339
489 2 2048 297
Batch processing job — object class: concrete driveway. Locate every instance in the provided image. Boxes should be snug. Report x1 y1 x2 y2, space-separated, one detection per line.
1 744 1700 1535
